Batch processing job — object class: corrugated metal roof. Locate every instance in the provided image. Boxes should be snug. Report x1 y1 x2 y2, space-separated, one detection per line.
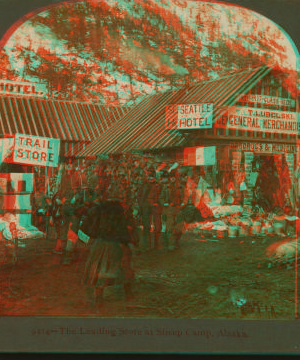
0 95 131 142
77 66 271 157
64 104 131 157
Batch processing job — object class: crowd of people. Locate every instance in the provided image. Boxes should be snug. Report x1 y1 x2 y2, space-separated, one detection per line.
29 151 299 308
30 154 222 307
32 154 218 254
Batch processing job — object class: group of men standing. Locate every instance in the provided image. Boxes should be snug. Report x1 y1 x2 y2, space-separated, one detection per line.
137 166 185 251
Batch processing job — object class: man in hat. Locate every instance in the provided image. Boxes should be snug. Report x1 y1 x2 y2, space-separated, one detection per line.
168 167 204 249
138 167 162 251
160 168 183 249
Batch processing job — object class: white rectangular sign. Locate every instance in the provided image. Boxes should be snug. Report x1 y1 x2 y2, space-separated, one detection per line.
0 80 47 97
216 106 299 135
13 134 60 167
238 94 295 107
165 103 213 129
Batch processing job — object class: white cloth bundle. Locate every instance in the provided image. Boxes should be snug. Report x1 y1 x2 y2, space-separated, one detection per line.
266 239 300 264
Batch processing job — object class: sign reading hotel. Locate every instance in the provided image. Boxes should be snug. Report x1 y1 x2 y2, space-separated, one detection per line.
13 134 60 167
238 94 295 107
165 103 213 129
216 106 299 135
0 80 47 98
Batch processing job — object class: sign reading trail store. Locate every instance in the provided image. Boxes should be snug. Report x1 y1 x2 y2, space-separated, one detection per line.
11 134 60 167
165 103 213 129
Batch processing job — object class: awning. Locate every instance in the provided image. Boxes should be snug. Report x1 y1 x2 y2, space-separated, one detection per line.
77 66 271 157
0 95 130 142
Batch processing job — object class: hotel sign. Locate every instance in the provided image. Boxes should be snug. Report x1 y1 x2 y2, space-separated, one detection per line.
216 106 299 135
238 94 295 107
165 103 213 129
0 80 47 97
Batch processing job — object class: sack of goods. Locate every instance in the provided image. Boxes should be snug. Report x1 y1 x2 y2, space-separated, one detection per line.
265 239 300 266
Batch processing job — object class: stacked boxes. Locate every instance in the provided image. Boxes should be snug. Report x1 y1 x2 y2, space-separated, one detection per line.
0 173 35 230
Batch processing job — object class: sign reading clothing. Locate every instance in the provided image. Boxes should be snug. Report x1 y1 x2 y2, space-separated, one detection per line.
216 106 298 135
14 134 60 167
165 103 213 129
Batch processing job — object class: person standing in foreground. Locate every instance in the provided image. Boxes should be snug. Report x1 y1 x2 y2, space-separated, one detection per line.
161 169 183 249
50 191 69 254
81 200 135 309
139 167 162 250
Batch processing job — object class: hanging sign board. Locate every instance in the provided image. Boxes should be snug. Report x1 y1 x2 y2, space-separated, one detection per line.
216 106 299 135
13 134 60 167
0 80 47 98
230 142 298 154
238 94 295 107
166 103 213 129
184 146 216 166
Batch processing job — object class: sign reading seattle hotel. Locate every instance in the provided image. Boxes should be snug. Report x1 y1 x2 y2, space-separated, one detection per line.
165 103 213 129
0 80 47 97
216 106 299 135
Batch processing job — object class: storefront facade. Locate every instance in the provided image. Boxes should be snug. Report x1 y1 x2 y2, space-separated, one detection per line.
178 68 298 212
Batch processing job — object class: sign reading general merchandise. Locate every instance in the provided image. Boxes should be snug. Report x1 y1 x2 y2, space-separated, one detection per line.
216 106 299 135
238 94 295 107
13 134 60 167
0 80 47 98
165 103 213 129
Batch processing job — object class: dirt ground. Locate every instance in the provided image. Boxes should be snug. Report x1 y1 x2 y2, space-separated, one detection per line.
0 231 296 319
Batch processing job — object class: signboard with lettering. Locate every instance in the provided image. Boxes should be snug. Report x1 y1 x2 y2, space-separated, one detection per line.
238 94 295 107
230 142 298 154
184 146 216 166
216 106 299 135
165 103 213 129
13 134 60 167
0 80 47 98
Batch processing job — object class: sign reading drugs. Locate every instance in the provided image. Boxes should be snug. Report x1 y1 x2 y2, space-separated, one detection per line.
166 103 213 129
238 94 296 107
216 106 299 135
13 134 60 167
230 142 298 154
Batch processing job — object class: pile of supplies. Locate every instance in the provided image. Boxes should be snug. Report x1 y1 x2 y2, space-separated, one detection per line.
0 213 44 246
185 204 298 239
